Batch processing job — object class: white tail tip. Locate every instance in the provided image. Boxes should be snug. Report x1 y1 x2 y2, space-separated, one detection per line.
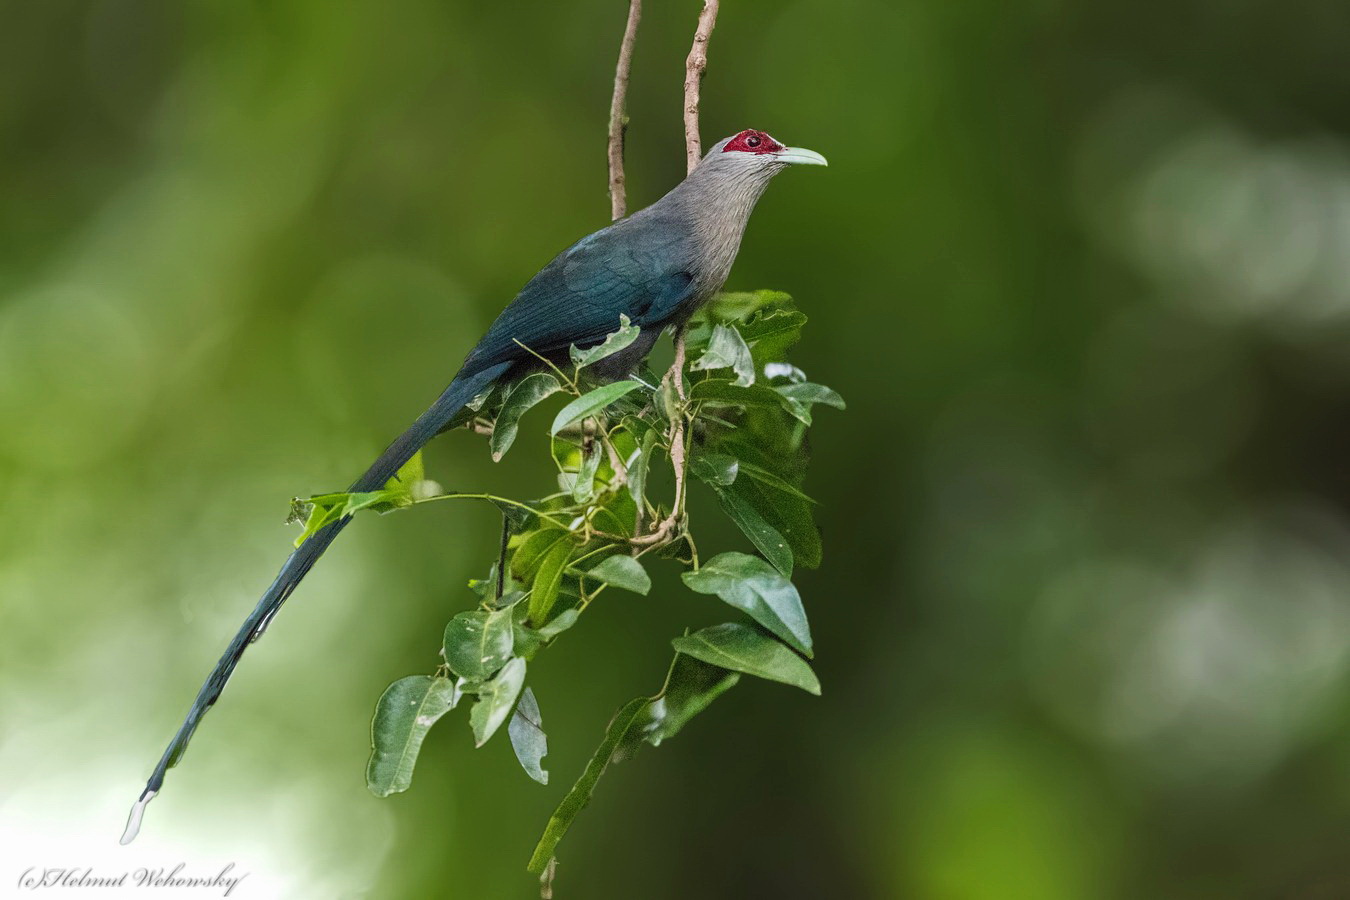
119 791 155 845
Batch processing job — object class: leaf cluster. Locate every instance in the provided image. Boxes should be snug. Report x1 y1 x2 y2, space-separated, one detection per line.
294 292 842 879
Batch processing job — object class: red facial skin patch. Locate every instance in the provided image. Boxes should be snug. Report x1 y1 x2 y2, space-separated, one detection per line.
722 129 785 155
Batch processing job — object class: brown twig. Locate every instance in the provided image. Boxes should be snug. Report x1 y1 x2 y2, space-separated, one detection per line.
608 0 642 221
683 0 721 173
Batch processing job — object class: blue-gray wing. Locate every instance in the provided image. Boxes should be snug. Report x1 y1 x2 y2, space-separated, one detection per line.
461 215 696 375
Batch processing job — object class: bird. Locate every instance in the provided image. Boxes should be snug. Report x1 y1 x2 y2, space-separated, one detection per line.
122 128 826 842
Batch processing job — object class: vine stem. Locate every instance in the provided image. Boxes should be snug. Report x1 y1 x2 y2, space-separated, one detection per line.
411 491 570 530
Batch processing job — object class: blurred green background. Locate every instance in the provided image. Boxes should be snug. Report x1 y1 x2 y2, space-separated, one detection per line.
3 0 1350 897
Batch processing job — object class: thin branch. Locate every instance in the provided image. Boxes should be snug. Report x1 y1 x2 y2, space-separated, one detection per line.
608 0 642 220
683 0 721 173
496 514 510 601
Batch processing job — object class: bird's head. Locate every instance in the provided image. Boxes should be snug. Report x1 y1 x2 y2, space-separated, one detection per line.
702 129 828 175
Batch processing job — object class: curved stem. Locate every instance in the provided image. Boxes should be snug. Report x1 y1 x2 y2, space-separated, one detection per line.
412 491 570 529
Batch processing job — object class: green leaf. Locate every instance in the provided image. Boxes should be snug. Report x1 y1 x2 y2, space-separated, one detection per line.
733 479 822 569
656 372 682 423
740 309 807 359
691 452 739 487
536 607 580 639
636 654 740 748
529 539 572 624
627 427 657 510
682 552 812 656
689 379 810 424
570 315 639 368
672 624 820 695
527 696 652 874
571 440 602 503
290 453 429 546
366 675 460 797
735 460 815 503
442 607 515 681
290 499 341 546
511 623 546 660
491 373 562 461
341 488 408 517
775 382 846 411
709 484 794 577
710 438 822 567
508 687 549 785
578 555 650 595
469 657 526 747
690 324 755 387
549 381 643 435
511 528 568 581
703 290 793 322
514 605 582 660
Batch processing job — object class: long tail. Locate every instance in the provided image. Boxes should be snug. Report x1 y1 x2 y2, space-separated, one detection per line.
122 361 512 843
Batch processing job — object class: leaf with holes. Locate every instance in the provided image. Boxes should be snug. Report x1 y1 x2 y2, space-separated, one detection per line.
691 324 755 387
570 315 640 368
508 687 549 785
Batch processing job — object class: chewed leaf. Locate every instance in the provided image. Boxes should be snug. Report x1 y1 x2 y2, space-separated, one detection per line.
571 315 640 368
672 623 820 695
691 324 755 387
509 687 549 785
367 676 460 797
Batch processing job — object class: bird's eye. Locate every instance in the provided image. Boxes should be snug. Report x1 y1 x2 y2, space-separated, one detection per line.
746 135 762 148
